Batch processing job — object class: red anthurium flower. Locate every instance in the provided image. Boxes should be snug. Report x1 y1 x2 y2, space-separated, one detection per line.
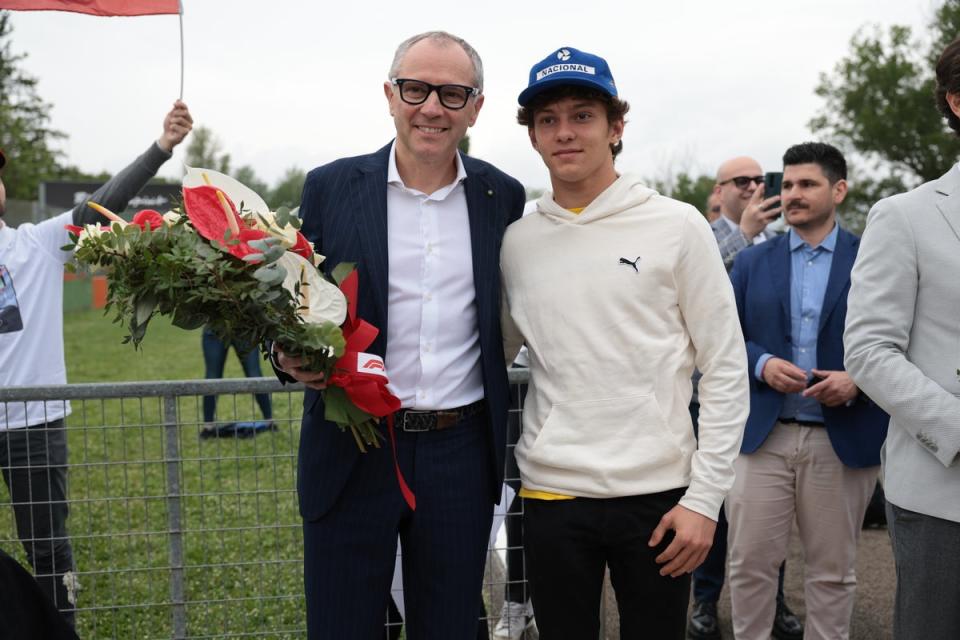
290 231 314 260
183 185 245 245
131 210 165 231
183 185 271 260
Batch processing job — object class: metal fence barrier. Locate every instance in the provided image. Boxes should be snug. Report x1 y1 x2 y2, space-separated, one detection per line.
0 371 573 639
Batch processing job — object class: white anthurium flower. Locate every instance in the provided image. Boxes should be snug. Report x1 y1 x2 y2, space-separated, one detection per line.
249 210 299 248
182 165 270 216
276 252 347 325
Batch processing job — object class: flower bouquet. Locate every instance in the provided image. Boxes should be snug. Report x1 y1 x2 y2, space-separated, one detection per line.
65 167 399 451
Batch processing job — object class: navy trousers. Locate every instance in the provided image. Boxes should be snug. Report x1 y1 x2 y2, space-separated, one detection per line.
303 412 494 639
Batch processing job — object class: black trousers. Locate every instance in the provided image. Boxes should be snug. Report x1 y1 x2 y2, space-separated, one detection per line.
0 420 76 627
524 488 690 640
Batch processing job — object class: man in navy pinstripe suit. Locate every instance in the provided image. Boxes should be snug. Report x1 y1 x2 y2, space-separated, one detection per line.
275 31 525 639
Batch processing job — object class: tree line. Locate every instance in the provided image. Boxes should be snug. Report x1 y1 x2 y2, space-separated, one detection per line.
3 3 960 221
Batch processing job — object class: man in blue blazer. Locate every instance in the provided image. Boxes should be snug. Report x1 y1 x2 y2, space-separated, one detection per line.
726 143 888 640
274 31 525 640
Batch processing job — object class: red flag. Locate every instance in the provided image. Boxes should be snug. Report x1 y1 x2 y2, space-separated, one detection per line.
0 0 180 16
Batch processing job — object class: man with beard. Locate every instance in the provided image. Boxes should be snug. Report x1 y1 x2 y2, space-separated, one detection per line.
725 143 888 640
0 101 192 626
690 156 801 640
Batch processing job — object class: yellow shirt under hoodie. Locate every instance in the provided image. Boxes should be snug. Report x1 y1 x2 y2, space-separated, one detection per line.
500 174 749 520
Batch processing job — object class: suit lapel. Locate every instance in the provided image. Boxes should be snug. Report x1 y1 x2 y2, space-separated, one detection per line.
767 236 791 321
353 146 391 330
462 158 494 329
818 228 854 334
934 169 960 243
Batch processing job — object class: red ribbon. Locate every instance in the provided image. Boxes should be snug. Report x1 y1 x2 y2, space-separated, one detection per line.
328 270 415 510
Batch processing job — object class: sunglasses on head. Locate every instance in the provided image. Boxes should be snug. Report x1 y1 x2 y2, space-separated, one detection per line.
719 175 764 189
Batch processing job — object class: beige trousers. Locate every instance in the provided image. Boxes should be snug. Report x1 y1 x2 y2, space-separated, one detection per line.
726 422 878 640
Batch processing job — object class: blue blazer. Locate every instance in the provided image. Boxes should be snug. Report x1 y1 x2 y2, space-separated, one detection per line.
293 142 526 520
729 228 888 468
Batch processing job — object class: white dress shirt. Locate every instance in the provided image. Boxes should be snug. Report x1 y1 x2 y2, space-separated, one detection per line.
385 143 484 410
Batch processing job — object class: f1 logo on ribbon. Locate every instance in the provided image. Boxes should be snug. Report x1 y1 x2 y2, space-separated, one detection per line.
357 353 388 379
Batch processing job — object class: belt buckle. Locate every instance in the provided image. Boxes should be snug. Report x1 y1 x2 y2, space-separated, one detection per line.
402 410 432 433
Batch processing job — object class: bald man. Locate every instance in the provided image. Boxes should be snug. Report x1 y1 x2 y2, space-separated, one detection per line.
710 156 782 271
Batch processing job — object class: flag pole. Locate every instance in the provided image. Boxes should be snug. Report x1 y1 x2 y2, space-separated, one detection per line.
178 0 184 100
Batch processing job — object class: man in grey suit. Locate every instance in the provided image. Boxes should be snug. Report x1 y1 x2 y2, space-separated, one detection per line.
710 157 780 271
844 37 960 640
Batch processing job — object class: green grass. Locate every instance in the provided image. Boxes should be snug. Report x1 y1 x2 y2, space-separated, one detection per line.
1 308 308 638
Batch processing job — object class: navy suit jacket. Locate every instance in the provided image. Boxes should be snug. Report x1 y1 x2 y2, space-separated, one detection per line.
729 227 888 468
294 142 526 520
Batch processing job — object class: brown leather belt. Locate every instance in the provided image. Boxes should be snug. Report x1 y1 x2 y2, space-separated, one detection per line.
396 399 486 432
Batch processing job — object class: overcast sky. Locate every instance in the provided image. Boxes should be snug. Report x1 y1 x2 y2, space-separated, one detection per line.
5 0 941 194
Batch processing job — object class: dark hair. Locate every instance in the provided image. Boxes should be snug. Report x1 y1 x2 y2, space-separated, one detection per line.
782 142 847 183
516 85 630 158
935 37 960 137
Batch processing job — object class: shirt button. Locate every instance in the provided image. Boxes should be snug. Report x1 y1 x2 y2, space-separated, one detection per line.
424 293 432 302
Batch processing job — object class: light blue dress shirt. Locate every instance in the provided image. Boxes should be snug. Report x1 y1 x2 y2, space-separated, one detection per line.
755 225 839 422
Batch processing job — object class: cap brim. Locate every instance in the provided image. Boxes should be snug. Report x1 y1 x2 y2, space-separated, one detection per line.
518 75 615 106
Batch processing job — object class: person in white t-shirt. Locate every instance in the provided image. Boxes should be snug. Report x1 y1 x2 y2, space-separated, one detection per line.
0 101 192 626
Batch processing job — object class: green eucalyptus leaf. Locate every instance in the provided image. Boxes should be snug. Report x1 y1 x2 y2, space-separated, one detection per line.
134 294 157 328
331 262 356 286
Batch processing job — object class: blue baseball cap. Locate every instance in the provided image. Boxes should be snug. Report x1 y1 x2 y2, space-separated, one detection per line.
518 46 618 106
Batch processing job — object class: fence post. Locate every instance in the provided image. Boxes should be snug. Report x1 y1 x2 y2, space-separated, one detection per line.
163 394 187 639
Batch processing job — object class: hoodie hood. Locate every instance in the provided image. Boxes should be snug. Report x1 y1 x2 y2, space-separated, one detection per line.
535 173 657 224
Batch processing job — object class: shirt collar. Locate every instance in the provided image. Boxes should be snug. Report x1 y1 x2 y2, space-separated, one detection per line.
386 140 467 194
788 222 839 253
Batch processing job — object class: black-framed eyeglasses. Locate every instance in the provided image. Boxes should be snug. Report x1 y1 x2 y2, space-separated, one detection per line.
718 175 764 189
390 78 480 110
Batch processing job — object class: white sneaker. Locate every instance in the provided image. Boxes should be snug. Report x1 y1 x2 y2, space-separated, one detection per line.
492 599 535 639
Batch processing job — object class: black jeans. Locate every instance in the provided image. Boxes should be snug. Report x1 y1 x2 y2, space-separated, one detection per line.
524 488 690 640
0 420 76 627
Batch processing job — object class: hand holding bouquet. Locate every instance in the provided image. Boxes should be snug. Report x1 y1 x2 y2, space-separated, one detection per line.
66 167 399 450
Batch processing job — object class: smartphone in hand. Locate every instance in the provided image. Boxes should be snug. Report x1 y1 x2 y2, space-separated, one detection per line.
806 373 826 389
763 172 783 213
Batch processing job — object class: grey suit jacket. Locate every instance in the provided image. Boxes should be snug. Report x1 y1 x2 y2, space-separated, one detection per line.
710 215 777 272
844 167 960 523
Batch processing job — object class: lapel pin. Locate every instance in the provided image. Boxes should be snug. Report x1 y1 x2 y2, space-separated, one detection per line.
486 189 494 197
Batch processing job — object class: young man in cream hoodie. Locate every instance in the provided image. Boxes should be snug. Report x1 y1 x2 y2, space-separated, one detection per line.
501 47 749 639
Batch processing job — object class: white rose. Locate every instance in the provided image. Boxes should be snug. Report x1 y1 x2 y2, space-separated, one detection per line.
162 211 182 225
